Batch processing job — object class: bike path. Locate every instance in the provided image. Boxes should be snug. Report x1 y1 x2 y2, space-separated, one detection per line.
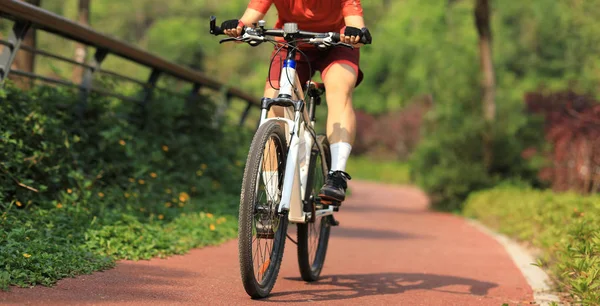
0 181 534 305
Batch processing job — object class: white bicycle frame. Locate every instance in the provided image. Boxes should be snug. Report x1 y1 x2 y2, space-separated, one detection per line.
258 59 335 224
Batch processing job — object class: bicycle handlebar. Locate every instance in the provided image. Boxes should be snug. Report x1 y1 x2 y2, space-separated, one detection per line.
209 16 368 49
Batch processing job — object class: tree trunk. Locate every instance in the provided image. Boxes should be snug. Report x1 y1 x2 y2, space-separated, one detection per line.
72 0 90 84
9 0 41 89
475 0 496 169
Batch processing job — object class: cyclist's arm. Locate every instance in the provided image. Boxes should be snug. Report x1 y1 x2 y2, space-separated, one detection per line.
342 6 367 46
225 1 271 37
340 15 365 47
240 8 268 27
242 0 272 25
344 16 366 29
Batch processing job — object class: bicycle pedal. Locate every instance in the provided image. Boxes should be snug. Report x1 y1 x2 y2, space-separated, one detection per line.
319 197 341 207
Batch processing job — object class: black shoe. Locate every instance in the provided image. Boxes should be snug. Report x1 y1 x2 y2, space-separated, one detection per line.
318 170 352 205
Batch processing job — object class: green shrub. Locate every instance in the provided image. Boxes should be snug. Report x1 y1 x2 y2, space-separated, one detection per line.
464 186 600 304
0 83 250 289
409 101 546 211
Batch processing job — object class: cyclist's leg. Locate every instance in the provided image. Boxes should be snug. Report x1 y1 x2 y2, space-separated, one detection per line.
317 50 360 203
322 62 358 173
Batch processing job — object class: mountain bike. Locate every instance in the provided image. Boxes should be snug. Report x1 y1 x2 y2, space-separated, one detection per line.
210 16 369 298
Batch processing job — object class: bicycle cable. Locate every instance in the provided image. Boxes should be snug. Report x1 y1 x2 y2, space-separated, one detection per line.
286 233 298 245
266 39 316 103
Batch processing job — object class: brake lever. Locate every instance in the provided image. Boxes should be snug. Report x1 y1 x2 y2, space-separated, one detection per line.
335 42 354 49
219 37 241 44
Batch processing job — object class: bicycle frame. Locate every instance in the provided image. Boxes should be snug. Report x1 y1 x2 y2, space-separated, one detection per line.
257 44 334 224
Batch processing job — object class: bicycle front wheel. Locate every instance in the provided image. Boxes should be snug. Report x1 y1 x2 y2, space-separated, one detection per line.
238 120 289 298
297 135 332 282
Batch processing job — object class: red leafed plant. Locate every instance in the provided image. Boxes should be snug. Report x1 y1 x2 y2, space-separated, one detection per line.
525 91 600 193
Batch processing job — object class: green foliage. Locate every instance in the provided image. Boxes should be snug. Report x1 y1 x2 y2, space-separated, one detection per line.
0 84 248 289
345 156 411 185
410 108 546 211
388 1 548 210
464 187 600 304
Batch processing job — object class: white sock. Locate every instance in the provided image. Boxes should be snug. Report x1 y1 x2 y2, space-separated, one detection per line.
262 171 279 200
330 142 352 172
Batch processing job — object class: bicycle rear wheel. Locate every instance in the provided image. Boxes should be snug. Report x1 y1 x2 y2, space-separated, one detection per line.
297 135 332 282
238 121 289 298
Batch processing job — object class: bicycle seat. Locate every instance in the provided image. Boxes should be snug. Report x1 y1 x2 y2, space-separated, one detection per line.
306 81 326 97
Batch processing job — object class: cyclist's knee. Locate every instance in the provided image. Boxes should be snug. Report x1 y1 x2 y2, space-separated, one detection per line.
323 64 357 98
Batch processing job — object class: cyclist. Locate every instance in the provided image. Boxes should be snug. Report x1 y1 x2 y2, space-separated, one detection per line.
222 0 371 206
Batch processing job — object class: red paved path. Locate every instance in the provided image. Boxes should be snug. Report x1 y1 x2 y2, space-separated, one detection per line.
0 181 534 305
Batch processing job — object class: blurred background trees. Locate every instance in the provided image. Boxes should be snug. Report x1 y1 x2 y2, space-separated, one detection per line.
4 0 600 209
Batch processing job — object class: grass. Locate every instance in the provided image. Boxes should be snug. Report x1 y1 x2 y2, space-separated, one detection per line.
0 84 248 291
463 186 600 304
0 193 239 290
345 155 411 185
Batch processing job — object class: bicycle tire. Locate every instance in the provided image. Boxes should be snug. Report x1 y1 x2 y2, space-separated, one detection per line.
297 135 332 282
238 121 289 298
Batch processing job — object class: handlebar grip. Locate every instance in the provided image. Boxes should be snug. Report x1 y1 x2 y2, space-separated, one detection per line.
332 32 341 42
360 28 372 45
210 16 225 36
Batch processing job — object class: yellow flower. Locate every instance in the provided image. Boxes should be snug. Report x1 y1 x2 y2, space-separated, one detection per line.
158 214 164 220
56 203 63 209
139 207 146 212
206 213 214 219
15 201 23 207
235 160 243 167
124 192 130 198
129 178 135 183
165 202 172 208
209 224 216 231
67 188 73 194
217 217 226 224
138 179 145 185
178 202 185 207
196 170 203 176
179 192 190 203
201 164 208 170
23 253 31 258
162 145 169 152
165 188 172 194
119 139 126 146
150 172 157 178
98 192 105 198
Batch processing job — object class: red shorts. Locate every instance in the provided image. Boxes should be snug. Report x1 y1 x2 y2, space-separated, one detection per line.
267 47 364 88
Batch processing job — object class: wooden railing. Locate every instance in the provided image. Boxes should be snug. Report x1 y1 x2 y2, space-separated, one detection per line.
0 0 259 126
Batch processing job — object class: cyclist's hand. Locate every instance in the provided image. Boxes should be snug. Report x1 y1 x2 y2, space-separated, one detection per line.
341 26 362 45
221 19 244 37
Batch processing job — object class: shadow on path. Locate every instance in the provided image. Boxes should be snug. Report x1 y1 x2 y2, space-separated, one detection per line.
331 227 426 240
267 273 498 303
341 204 425 215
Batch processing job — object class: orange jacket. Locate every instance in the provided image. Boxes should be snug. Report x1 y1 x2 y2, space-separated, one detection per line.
248 0 363 33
